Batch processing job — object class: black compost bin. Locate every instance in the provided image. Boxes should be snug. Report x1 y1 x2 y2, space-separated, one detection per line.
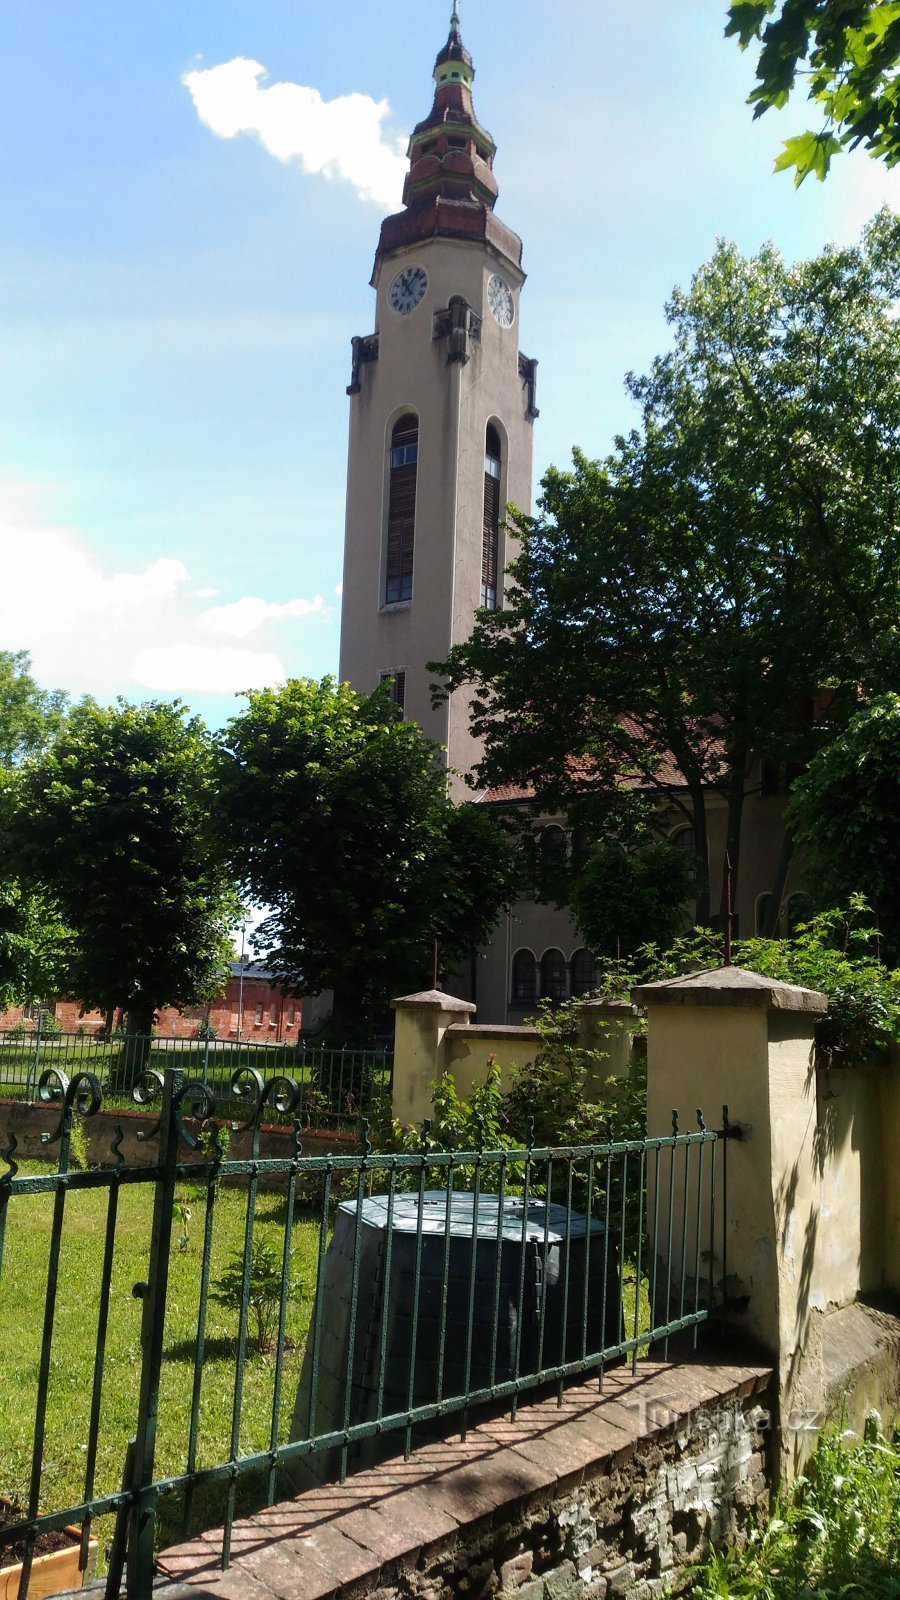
290 1189 620 1483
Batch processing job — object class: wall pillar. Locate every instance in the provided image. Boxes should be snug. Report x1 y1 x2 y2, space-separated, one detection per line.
576 999 640 1095
391 990 477 1127
633 966 827 1479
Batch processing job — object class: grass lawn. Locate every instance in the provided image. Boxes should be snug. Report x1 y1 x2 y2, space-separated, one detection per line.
0 1164 325 1566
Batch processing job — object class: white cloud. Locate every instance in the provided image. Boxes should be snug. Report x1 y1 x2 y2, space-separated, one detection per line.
183 57 407 209
0 480 313 703
198 594 327 639
133 644 286 693
334 581 343 597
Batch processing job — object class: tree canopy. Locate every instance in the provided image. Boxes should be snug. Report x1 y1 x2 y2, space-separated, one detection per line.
728 1 900 181
789 695 900 960
432 213 900 933
0 650 68 769
216 678 519 1036
9 698 236 1035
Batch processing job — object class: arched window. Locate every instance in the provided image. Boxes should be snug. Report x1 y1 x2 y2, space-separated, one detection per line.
385 415 418 604
481 424 502 609
755 894 773 936
541 825 567 872
571 948 598 998
540 948 568 1005
785 894 808 936
511 949 537 1005
671 826 696 856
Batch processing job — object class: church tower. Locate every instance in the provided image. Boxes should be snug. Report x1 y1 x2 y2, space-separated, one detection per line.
338 6 538 784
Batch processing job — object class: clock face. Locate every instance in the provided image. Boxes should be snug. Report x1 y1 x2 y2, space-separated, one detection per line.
488 274 515 328
389 265 428 316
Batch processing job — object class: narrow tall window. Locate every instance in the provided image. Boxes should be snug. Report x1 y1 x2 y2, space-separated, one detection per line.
481 424 502 609
540 948 568 1005
511 949 537 1004
571 948 598 998
385 415 418 604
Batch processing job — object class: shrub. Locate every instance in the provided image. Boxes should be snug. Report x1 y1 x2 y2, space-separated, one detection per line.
213 1239 301 1354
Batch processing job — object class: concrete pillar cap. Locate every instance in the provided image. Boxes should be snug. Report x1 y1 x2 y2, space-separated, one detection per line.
391 990 478 1013
631 965 827 1013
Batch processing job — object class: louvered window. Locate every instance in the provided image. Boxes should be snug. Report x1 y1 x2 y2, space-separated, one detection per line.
481 424 501 609
385 416 418 604
379 670 406 717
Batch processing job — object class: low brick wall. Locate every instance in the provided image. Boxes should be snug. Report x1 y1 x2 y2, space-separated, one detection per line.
0 1100 356 1168
156 1362 772 1600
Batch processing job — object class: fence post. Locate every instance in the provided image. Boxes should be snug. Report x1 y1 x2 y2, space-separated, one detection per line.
633 965 827 1481
126 1066 183 1598
391 991 477 1126
27 1012 42 1099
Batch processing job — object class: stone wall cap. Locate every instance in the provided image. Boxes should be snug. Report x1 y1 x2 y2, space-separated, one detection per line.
631 965 827 1013
445 1023 541 1039
578 997 640 1015
391 989 478 1014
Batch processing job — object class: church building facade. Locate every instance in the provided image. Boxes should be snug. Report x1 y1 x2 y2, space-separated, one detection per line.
337 10 801 1025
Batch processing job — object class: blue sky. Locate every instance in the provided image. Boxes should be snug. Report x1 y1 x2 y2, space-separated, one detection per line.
1 0 896 729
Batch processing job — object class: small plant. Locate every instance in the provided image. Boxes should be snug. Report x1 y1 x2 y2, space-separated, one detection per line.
213 1239 301 1354
66 1118 90 1173
194 1018 218 1041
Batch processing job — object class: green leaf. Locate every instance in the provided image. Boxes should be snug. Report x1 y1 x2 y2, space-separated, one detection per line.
773 129 842 182
725 0 773 48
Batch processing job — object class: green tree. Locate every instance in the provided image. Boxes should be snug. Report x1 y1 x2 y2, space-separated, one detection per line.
728 1 900 181
0 649 68 768
432 214 900 932
0 652 71 1006
9 698 236 1062
216 678 519 1038
571 842 698 960
789 695 900 960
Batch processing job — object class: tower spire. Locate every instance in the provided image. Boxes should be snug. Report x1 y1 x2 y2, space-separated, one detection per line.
450 2 461 36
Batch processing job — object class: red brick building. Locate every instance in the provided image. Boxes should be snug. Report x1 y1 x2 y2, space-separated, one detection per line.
0 962 303 1042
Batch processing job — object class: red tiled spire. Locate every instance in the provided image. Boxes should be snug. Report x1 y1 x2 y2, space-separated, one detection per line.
374 5 523 273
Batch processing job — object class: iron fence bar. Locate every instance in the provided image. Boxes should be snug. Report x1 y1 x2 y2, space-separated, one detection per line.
80 1160 123 1570
374 1162 398 1428
125 1067 182 1600
510 1139 532 1423
268 1123 302 1507
182 1132 222 1537
663 1113 678 1360
403 1143 428 1461
693 1115 706 1350
599 1126 613 1392
19 1090 76 1600
558 1153 575 1404
221 1105 263 1567
305 1161 334 1442
488 1153 507 1392
338 1141 369 1483
631 1142 646 1377
580 1148 595 1366
435 1156 454 1409
460 1148 483 1443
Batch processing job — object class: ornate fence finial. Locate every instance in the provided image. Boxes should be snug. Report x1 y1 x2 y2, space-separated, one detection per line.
672 1109 680 1137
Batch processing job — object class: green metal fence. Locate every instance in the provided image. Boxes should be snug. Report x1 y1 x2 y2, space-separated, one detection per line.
0 1067 740 1600
0 1026 391 1128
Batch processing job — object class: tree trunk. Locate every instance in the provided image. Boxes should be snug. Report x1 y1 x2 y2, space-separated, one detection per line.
689 781 711 925
110 1006 155 1095
719 753 747 929
764 829 794 937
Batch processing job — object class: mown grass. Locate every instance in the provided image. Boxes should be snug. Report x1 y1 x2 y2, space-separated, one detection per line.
0 1164 325 1567
686 1419 900 1598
